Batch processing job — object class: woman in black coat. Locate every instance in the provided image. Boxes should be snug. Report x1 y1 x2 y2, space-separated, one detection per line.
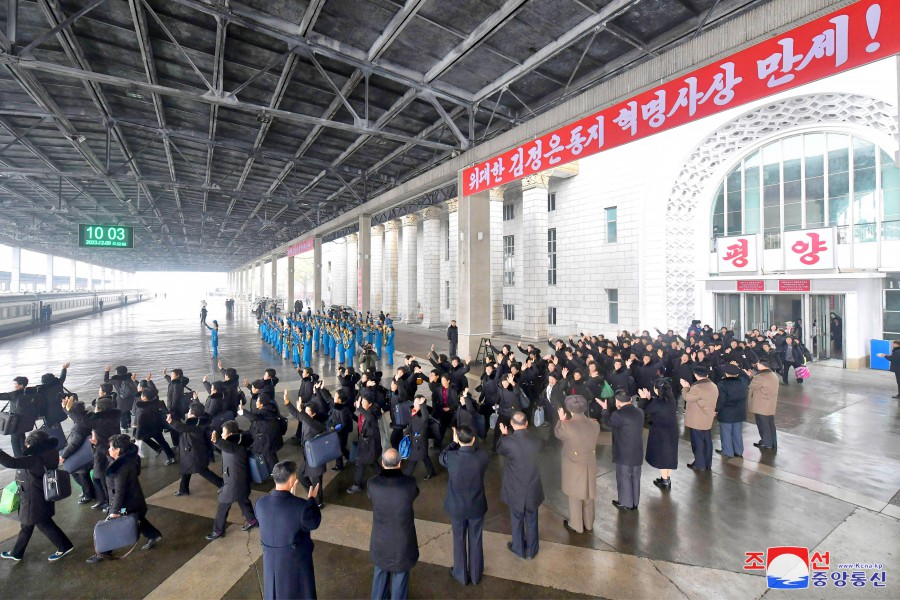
0 431 74 562
168 403 224 496
638 378 679 490
64 395 121 510
133 388 176 464
201 379 234 431
37 363 70 428
402 395 435 479
284 393 327 508
326 388 353 471
246 398 283 473
59 401 95 503
209 422 257 539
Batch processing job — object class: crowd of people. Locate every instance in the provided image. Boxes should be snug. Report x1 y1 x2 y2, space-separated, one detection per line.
2 303 898 599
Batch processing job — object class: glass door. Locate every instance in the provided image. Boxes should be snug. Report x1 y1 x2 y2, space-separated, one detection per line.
715 294 741 335
745 294 773 333
810 295 845 364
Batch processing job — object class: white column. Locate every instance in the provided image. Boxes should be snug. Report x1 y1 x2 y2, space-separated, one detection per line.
87 263 95 291
400 214 419 322
45 254 54 291
457 187 491 358
358 216 371 314
332 237 347 306
489 186 505 335
69 258 76 290
383 220 400 318
346 233 358 311
9 247 20 292
313 237 323 310
521 173 550 339
287 256 295 309
370 224 384 311
421 207 442 327
270 256 278 299
447 200 459 320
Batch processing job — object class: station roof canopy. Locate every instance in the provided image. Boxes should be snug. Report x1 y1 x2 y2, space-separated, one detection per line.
0 0 770 270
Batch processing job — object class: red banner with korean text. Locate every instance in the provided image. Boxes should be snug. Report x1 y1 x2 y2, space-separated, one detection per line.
287 238 314 257
462 1 898 196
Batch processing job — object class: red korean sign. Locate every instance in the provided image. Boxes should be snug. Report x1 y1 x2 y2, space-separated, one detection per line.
287 238 314 257
779 279 812 292
463 1 898 196
737 280 765 292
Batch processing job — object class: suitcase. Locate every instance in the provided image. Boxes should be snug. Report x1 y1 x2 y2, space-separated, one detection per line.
40 423 67 449
94 514 139 554
249 453 270 484
391 401 412 427
796 365 810 379
43 468 72 502
0 402 19 435
304 430 342 469
0 481 19 514
62 437 94 473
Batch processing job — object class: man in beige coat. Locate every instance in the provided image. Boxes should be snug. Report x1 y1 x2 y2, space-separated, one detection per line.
553 395 601 534
747 359 780 450
680 366 718 471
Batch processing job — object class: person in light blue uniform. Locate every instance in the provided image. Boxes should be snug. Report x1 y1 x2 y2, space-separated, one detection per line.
292 327 301 367
206 320 220 358
384 326 395 367
303 331 313 369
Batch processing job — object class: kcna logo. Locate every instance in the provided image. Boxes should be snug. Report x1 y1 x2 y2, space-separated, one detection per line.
745 547 827 589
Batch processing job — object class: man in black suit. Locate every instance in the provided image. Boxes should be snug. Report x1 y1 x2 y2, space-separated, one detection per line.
447 320 458 357
439 425 489 586
542 371 566 425
347 395 382 494
598 391 645 510
368 449 419 600
497 412 544 559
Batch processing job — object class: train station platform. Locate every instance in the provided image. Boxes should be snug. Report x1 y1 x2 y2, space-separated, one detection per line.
0 299 898 600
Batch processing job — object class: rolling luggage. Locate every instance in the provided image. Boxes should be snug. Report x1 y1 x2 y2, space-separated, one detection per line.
43 468 72 502
304 430 342 469
249 453 270 484
94 514 139 554
62 437 93 473
40 423 67 449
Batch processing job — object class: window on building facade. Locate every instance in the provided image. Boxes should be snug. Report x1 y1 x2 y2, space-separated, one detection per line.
503 235 515 286
503 203 515 221
445 280 450 309
711 132 900 248
548 191 556 212
606 207 617 243
547 228 557 285
607 288 618 324
445 220 450 260
548 306 556 325
503 304 515 320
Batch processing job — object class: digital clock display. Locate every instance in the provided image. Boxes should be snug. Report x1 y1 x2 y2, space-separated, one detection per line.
78 224 134 249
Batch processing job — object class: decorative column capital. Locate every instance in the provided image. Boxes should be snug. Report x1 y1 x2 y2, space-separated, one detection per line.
488 185 507 202
421 207 442 221
401 213 420 227
371 224 385 236
521 172 551 191
446 198 458 214
347 233 358 242
385 219 401 232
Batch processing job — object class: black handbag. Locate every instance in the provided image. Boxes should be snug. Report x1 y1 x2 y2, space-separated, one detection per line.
42 467 72 502
0 402 19 435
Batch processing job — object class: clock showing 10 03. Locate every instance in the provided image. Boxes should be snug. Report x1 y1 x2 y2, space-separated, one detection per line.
78 224 134 249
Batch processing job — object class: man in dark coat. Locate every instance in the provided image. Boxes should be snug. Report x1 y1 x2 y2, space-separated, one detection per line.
208 421 258 540
0 430 74 562
86 434 163 562
133 384 176 464
37 363 70 432
368 449 419 600
256 461 322 600
878 339 900 398
105 365 138 431
163 368 190 446
168 403 224 496
284 391 326 508
0 376 39 457
599 392 645 510
347 395 382 494
439 426 489 586
447 320 458 357
245 396 284 474
402 395 435 479
715 364 749 458
497 412 544 559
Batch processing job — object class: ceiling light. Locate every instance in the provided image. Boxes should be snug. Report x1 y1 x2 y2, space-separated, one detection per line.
257 113 271 123
126 89 144 100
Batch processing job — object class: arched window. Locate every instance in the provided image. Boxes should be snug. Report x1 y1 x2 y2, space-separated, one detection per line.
711 132 900 248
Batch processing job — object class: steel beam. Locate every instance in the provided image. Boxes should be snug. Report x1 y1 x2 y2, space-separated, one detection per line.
367 0 427 62
299 0 326 37
5 0 16 48
426 94 469 149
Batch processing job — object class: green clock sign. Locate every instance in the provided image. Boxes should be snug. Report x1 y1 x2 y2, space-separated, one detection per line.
78 224 134 249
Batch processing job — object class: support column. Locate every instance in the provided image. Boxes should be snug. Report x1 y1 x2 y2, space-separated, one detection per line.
421 208 442 327
10 247 20 293
489 186 505 335
287 256 295 310
69 258 76 290
457 188 491 358
45 254 54 291
383 220 400 318
346 233 358 312
358 216 371 314
370 225 384 311
313 237 323 311
270 256 277 299
521 173 550 339
87 263 94 291
400 214 419 322
258 261 264 298
332 238 347 306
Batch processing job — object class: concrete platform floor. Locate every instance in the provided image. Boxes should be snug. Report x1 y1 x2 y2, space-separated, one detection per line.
0 299 898 599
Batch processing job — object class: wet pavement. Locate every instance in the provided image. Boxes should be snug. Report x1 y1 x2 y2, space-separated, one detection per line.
0 299 898 599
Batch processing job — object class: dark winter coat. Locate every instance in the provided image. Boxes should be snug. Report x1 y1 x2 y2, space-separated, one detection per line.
603 403 645 467
607 368 635 396
354 407 382 466
164 374 190 419
286 403 326 479
716 375 749 424
69 407 121 475
133 398 168 440
497 429 544 512
0 437 60 525
367 469 419 573
105 372 138 413
439 444 489 520
60 403 91 464
38 370 69 425
496 384 521 418
642 388 679 470
2 388 38 434
405 406 431 462
169 415 213 475
887 347 900 373
257 490 322 600
246 402 284 457
106 443 147 516
215 432 253 504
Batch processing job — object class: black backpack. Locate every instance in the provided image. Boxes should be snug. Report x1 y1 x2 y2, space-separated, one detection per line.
113 379 137 401
277 414 288 436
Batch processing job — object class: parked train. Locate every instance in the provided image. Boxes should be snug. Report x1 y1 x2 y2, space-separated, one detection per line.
0 290 146 337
